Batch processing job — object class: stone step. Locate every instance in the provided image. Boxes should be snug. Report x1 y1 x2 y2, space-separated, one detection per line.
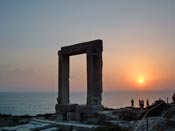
0 120 52 131
40 127 58 131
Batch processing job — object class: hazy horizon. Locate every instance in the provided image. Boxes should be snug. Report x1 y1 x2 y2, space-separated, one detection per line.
0 0 174 92
0 88 174 93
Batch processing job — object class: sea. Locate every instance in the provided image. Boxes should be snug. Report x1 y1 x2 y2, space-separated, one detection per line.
0 90 174 116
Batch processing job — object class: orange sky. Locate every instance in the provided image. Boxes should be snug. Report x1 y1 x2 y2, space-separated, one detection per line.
69 39 174 92
0 1 174 92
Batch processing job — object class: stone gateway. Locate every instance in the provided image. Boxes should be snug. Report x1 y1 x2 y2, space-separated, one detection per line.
55 39 103 121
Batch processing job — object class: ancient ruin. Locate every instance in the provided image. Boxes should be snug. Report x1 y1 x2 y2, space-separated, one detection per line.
55 39 103 121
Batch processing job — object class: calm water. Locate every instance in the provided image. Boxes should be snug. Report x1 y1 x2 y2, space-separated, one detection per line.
0 91 174 116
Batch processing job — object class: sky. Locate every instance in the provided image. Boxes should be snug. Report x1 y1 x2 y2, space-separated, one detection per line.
0 0 174 92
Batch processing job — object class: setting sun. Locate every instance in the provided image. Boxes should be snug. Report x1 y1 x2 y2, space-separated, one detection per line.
139 79 144 84
138 77 144 84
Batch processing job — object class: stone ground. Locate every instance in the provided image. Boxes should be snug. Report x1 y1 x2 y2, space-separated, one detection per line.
0 113 56 127
0 118 100 131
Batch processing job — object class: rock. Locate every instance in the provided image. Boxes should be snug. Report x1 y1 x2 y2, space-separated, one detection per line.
169 115 175 126
40 127 58 131
163 106 175 120
151 118 167 131
148 100 167 117
113 107 145 121
16 128 32 131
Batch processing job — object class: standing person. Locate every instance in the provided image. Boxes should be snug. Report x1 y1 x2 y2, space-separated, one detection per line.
140 99 144 108
146 99 149 107
131 99 134 107
142 99 145 108
139 99 141 108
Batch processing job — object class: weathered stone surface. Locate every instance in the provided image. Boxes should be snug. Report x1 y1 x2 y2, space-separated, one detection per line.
0 121 52 131
67 112 80 121
16 128 32 131
58 40 103 56
40 127 58 131
113 107 146 121
59 104 78 113
55 39 104 120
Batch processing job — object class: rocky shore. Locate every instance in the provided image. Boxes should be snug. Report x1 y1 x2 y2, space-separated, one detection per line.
0 100 175 131
0 113 57 127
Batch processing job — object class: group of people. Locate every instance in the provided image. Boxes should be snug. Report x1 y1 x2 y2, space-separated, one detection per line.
131 99 149 108
130 93 175 108
138 99 144 108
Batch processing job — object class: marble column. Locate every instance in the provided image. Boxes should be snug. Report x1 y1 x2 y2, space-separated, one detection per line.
57 54 70 105
86 50 102 106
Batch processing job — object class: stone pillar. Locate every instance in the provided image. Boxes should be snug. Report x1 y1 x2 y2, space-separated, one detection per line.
86 50 103 108
87 51 94 106
57 54 70 105
95 52 103 104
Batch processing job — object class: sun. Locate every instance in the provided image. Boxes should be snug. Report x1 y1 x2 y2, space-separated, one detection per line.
137 76 144 84
138 79 144 84
136 77 146 90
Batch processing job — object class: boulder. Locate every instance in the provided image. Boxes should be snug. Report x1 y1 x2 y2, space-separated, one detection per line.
16 128 32 131
113 107 145 121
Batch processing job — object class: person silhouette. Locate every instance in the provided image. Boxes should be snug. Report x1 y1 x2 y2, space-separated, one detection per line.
139 99 141 108
140 99 144 108
131 99 134 107
146 99 149 107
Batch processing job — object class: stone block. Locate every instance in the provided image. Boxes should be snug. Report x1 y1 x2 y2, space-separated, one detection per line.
87 105 103 113
58 104 78 113
40 127 58 131
76 105 87 113
67 112 80 121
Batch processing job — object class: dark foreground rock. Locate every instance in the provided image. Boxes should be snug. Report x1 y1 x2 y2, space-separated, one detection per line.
113 107 146 121
0 113 56 127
